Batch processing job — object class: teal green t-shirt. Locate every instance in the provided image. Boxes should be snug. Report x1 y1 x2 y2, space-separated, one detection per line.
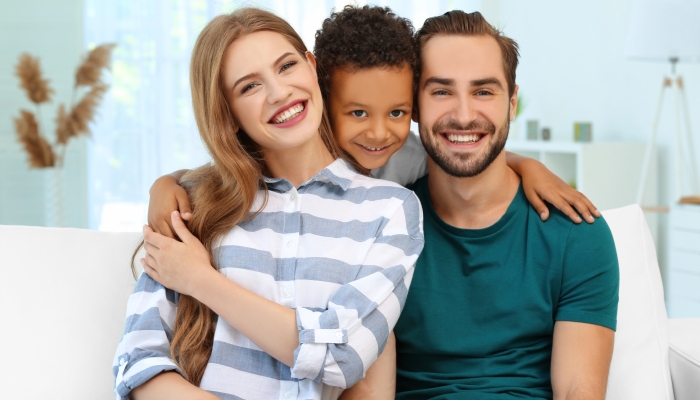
395 176 619 399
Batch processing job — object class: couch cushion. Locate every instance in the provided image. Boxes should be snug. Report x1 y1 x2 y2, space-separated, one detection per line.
0 225 141 399
668 318 700 400
603 205 674 399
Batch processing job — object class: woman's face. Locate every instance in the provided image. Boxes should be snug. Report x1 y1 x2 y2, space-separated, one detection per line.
221 31 323 152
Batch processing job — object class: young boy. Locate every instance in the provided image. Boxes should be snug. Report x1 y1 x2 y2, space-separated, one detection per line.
147 5 597 238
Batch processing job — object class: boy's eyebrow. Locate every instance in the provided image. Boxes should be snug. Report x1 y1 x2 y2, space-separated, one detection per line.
343 101 412 109
232 52 295 90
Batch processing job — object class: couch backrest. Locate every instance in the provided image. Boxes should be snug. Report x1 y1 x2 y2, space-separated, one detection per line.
0 205 675 399
603 205 674 399
0 225 140 400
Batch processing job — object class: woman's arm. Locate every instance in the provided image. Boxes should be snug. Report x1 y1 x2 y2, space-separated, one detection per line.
142 192 424 389
130 372 218 400
505 151 600 223
148 169 192 239
339 332 396 400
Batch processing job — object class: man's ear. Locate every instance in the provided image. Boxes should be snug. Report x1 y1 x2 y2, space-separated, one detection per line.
509 84 519 121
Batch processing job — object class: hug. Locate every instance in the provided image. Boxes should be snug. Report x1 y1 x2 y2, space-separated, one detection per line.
114 6 618 400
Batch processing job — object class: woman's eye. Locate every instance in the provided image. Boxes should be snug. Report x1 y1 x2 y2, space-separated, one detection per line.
389 110 405 118
352 110 368 117
241 83 259 94
280 61 297 72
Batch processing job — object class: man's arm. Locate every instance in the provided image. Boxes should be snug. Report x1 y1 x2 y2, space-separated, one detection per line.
339 332 396 400
551 321 615 400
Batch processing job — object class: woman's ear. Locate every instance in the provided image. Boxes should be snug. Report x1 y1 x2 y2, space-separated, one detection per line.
305 51 317 71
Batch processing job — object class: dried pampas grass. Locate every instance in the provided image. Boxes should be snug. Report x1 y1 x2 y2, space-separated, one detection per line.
14 110 57 168
56 83 108 144
75 43 116 87
13 44 115 168
15 53 54 104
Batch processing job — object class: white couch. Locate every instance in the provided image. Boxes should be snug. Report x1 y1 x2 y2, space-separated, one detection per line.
0 205 698 399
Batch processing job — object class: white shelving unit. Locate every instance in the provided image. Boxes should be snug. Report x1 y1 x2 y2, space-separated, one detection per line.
667 204 700 318
505 141 658 212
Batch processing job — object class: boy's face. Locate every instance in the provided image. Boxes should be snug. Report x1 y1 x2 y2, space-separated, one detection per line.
328 65 413 170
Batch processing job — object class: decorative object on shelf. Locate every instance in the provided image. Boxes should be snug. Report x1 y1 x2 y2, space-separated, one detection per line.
12 43 116 227
541 127 551 141
574 122 592 142
679 196 700 205
526 120 539 140
627 0 700 206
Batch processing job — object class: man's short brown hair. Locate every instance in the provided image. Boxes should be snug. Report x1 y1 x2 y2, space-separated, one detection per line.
415 11 519 97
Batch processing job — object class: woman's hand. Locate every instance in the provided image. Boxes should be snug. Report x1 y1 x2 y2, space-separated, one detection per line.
142 211 213 295
518 158 600 223
148 171 192 240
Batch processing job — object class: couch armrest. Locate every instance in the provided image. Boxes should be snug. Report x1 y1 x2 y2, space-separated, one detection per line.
668 318 700 400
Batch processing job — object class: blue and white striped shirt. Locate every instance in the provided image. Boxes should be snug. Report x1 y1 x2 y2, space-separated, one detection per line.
113 158 424 400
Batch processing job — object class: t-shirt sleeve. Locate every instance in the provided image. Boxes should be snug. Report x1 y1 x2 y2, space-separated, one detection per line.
371 132 428 187
555 216 620 331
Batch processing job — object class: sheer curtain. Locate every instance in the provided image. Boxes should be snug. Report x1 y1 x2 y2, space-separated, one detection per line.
84 0 480 231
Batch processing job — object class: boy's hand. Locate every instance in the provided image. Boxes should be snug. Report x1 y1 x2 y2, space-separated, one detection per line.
520 159 600 224
148 172 192 239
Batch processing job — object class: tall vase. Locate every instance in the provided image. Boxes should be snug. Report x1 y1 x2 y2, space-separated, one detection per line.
44 167 65 227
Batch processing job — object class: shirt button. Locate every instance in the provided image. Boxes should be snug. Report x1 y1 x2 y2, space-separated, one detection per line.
284 392 291 399
335 332 343 338
290 193 296 200
284 290 292 298
286 241 293 247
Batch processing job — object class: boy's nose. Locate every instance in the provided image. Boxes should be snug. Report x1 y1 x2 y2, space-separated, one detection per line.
366 119 390 141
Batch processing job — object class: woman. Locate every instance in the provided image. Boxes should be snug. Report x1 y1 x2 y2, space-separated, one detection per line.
113 8 423 400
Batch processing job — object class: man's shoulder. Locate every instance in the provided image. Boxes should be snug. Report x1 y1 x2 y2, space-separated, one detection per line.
544 205 615 247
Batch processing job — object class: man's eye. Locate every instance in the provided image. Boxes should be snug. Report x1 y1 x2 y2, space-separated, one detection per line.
433 89 449 96
476 90 491 96
389 110 405 118
241 83 259 93
352 110 368 117
280 61 297 72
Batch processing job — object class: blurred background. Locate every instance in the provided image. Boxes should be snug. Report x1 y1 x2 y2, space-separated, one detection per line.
1 0 699 316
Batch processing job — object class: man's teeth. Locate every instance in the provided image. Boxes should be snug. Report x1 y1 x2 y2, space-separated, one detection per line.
273 103 305 124
447 133 481 143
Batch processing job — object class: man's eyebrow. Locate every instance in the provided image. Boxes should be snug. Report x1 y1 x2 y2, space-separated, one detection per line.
471 77 503 89
232 52 295 91
424 77 455 88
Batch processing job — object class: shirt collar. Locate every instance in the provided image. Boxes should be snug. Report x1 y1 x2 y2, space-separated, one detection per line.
263 158 357 192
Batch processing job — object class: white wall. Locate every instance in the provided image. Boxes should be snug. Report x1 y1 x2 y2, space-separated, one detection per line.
0 0 87 228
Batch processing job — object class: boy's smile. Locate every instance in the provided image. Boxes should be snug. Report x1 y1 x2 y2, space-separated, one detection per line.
328 65 414 170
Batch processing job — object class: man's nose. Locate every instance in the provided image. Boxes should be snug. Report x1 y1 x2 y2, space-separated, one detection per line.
453 96 477 125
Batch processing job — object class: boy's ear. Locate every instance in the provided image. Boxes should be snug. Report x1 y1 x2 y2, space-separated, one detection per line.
412 106 419 123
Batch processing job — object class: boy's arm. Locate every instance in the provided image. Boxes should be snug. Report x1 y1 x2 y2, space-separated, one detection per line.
339 332 396 400
505 152 600 224
551 321 614 400
148 169 192 239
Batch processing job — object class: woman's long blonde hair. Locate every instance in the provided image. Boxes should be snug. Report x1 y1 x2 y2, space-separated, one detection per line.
132 8 344 385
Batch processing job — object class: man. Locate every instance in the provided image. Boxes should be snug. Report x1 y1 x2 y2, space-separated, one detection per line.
347 10 619 400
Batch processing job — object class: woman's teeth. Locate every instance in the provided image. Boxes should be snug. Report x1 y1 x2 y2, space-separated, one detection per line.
273 103 305 124
447 133 481 144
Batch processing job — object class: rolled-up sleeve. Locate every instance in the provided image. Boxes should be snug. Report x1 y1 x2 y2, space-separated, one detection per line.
112 272 184 399
291 191 424 388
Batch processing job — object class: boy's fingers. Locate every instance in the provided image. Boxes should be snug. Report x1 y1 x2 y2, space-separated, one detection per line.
571 198 595 223
525 189 549 221
175 189 193 220
551 198 583 224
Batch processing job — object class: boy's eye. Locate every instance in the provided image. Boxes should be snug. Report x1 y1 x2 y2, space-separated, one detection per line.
389 110 405 118
351 110 368 118
280 61 297 72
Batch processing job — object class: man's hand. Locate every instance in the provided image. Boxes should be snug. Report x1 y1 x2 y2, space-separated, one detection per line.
148 170 192 240
142 211 213 296
551 321 614 400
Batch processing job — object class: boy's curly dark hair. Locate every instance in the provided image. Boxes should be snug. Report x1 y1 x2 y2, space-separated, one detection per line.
313 5 417 104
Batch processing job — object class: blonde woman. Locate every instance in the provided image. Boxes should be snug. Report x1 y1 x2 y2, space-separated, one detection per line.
113 8 422 400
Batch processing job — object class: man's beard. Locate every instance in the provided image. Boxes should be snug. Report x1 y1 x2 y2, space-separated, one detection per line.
419 111 510 178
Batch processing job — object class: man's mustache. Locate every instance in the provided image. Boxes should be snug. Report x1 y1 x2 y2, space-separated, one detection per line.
432 118 496 134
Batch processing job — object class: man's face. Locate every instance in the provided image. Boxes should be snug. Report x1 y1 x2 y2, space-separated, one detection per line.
417 35 518 178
